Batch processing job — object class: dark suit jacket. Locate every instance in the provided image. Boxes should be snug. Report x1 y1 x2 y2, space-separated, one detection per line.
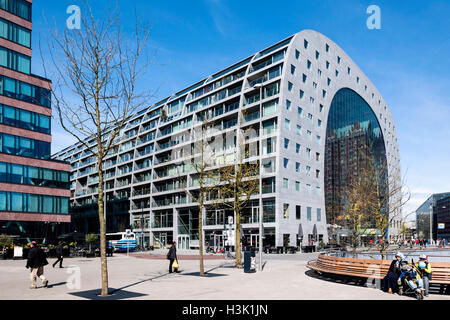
26 247 49 268
167 245 177 260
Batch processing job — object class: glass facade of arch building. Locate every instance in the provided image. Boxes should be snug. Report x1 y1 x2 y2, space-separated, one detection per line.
53 30 401 250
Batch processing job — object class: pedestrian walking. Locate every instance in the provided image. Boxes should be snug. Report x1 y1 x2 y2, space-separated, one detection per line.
52 241 64 268
167 241 179 273
25 241 49 289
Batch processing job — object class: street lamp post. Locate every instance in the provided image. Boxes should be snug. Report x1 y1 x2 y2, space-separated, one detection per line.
253 83 263 272
429 204 433 245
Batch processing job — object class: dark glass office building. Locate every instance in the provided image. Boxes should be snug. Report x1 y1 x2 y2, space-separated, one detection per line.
0 0 70 242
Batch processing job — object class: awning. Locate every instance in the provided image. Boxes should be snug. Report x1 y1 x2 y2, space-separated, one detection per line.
298 223 303 238
312 224 317 241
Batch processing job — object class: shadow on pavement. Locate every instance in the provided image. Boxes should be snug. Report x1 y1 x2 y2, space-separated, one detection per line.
69 288 147 300
47 282 67 288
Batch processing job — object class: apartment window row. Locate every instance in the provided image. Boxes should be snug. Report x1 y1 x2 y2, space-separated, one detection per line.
282 178 321 194
0 0 31 21
0 103 50 134
0 45 30 74
284 203 322 222
0 132 50 159
0 161 70 188
0 191 69 214
0 17 31 47
0 75 51 108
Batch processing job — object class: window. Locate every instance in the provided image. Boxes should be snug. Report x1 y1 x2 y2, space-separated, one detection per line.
290 64 296 75
316 170 320 178
356 76 360 84
295 162 300 173
295 49 300 59
315 51 319 60
298 107 303 117
317 208 321 221
296 125 302 136
316 135 321 145
283 158 289 169
284 138 289 149
286 99 291 110
316 186 321 196
337 56 341 64
0 104 51 134
307 113 313 121
307 207 312 221
310 97 315 105
296 143 300 153
296 205 301 219
288 82 293 92
302 74 307 83
335 70 339 78
0 18 31 47
0 75 51 108
307 60 311 69
325 44 329 52
313 82 317 90
318 119 322 128
304 39 308 49
295 181 300 192
347 67 351 75
307 130 312 139
327 78 331 86
283 203 289 218
306 166 311 175
319 104 323 113
326 61 330 69
315 152 320 161
306 148 311 158
299 90 304 99
284 119 290 130
322 90 326 98
318 69 322 78
283 178 289 189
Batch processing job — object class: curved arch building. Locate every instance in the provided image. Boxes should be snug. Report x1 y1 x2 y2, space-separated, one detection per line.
54 30 401 249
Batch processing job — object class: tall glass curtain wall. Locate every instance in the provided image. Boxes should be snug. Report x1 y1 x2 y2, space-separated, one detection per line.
324 88 387 224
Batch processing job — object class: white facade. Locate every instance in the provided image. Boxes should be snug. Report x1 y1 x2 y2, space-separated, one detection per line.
53 30 401 249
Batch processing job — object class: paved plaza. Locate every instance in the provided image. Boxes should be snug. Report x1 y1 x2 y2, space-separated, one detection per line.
0 252 449 300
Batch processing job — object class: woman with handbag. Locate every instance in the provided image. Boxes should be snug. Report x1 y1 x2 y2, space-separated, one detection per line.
167 241 179 273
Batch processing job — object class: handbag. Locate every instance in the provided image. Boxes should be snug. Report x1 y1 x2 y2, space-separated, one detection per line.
172 259 179 270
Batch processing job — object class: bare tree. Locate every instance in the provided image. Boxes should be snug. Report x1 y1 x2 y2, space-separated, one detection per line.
41 2 150 296
359 151 411 259
341 167 376 257
213 126 259 267
178 118 217 276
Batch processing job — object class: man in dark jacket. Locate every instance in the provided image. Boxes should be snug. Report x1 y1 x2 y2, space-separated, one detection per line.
167 241 178 273
26 241 49 289
52 241 64 268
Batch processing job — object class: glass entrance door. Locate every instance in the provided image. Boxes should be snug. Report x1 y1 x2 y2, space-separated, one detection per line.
178 235 189 250
160 233 167 248
214 234 224 251
250 234 259 247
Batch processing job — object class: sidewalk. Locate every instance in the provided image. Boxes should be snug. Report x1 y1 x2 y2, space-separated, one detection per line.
1 254 449 300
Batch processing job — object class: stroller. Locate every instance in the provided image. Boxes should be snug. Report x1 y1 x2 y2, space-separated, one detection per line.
397 260 425 300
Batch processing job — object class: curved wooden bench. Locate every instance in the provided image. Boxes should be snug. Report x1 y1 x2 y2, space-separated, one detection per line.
307 254 450 285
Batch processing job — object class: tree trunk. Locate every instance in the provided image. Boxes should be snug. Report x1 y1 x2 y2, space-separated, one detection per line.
97 160 109 296
199 203 205 276
235 202 242 267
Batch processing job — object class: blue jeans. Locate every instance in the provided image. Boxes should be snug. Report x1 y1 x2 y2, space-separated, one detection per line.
408 278 423 290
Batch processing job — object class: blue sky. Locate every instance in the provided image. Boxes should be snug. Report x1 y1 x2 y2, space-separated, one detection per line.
30 0 450 219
